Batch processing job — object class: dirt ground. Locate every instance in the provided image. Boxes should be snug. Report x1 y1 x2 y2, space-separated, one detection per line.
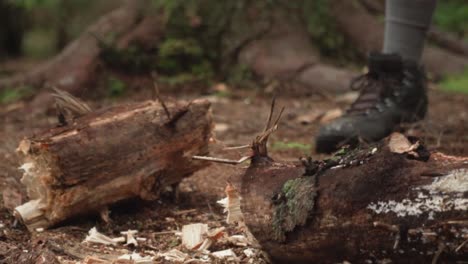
0 83 467 263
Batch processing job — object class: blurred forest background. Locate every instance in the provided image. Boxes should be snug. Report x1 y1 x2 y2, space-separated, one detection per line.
0 0 467 105
0 1 466 263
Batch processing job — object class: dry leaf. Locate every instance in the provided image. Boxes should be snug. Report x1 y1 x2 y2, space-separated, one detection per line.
388 132 419 154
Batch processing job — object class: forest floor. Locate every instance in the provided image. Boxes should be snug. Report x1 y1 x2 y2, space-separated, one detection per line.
0 79 467 263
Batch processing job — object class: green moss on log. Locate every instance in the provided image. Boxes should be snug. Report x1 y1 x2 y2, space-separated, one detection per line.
272 175 317 241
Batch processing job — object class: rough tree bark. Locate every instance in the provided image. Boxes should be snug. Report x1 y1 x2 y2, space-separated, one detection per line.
208 103 468 263
14 99 212 231
237 135 467 263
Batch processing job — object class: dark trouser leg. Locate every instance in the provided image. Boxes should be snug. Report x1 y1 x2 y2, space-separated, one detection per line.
384 0 437 62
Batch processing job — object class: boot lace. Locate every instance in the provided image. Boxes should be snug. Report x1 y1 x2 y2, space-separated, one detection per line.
347 72 399 114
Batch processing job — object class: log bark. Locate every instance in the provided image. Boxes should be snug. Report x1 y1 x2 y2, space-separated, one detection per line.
14 99 212 231
239 141 468 263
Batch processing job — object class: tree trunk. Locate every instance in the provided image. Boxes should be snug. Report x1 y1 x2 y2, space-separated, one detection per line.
0 2 164 94
237 9 355 95
240 142 468 263
14 99 212 231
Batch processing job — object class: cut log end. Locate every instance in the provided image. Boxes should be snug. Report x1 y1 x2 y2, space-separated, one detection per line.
14 99 213 231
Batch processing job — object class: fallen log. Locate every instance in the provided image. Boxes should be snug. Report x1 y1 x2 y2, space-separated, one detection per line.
237 9 356 95
14 99 212 231
240 145 467 263
208 101 467 263
0 1 165 96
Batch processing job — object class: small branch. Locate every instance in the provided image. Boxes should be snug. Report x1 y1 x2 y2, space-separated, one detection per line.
432 242 445 264
455 239 468 252
223 144 251 150
373 221 399 232
151 72 171 120
251 98 285 159
173 209 197 215
192 155 251 165
264 97 276 132
256 106 285 144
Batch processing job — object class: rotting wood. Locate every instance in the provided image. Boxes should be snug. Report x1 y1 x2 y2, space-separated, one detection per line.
14 99 212 231
239 142 467 263
206 101 467 263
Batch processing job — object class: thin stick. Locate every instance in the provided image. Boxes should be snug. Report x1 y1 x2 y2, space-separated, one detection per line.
173 209 197 215
151 73 171 120
192 155 251 165
273 106 285 127
223 144 251 150
455 239 468 252
264 97 276 132
257 106 283 144
446 220 468 225
205 199 217 219
432 242 445 264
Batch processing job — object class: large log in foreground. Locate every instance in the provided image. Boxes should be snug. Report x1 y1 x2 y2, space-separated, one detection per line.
239 137 468 263
209 102 467 263
14 99 212 231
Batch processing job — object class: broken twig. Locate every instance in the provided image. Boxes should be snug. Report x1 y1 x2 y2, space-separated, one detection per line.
151 72 171 120
192 155 251 165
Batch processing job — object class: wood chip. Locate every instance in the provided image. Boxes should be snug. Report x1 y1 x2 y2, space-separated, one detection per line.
217 183 244 225
158 249 188 262
117 252 153 263
212 249 237 259
83 227 117 245
181 223 208 250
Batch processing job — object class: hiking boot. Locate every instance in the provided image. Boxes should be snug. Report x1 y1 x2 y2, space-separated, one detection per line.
315 52 427 153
